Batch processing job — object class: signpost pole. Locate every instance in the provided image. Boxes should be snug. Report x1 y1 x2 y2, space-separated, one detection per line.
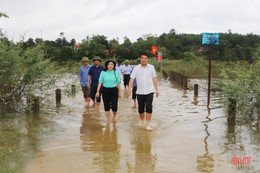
202 32 219 108
207 45 212 107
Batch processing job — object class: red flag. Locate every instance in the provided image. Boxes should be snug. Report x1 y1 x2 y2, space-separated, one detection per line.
151 45 158 55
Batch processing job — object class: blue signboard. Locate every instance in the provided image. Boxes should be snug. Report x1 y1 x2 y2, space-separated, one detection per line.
202 33 220 45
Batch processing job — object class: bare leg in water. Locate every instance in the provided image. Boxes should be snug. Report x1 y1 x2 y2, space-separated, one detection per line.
105 111 110 123
113 111 117 122
91 99 96 108
85 98 91 108
105 111 117 123
145 113 152 130
139 113 145 127
96 102 100 110
132 98 137 108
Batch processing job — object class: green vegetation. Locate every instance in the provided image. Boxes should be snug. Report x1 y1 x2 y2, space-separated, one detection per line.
0 114 56 173
151 57 208 78
6 29 259 63
2 29 260 114
153 55 260 115
217 60 260 116
0 39 56 113
0 121 25 173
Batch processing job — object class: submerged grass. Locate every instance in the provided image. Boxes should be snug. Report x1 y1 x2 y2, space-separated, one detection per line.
0 113 57 173
0 124 25 173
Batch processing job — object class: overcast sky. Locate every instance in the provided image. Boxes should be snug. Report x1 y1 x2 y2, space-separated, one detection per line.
1 0 260 43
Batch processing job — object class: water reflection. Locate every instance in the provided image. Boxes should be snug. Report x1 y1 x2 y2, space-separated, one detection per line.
197 108 214 172
80 112 104 152
192 96 199 106
80 111 121 172
25 115 42 152
130 131 157 172
0 113 53 172
182 90 188 98
227 103 236 134
223 104 260 171
23 78 260 172
100 124 120 172
225 104 237 148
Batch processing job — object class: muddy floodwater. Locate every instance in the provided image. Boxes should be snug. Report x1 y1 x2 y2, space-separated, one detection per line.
23 78 259 173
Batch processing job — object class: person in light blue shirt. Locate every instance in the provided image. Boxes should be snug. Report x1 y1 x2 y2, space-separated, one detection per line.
115 60 123 75
122 59 132 90
96 59 121 124
131 65 137 108
79 57 92 107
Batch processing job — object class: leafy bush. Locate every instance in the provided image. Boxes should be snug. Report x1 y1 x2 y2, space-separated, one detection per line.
0 40 55 113
183 51 197 61
217 61 260 115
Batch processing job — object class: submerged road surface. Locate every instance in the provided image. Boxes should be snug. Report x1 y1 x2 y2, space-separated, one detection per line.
24 79 238 173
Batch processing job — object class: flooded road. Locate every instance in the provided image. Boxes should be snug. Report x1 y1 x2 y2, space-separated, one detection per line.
23 78 258 173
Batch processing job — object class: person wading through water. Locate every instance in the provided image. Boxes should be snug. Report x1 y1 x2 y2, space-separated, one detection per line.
88 56 104 110
79 57 92 107
122 59 132 90
127 52 159 130
96 59 121 123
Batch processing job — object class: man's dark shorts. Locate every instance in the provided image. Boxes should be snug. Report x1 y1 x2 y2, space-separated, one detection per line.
137 93 154 114
124 74 130 86
132 86 137 99
90 85 102 103
81 85 91 98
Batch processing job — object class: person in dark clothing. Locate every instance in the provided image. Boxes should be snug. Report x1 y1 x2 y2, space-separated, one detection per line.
88 56 104 110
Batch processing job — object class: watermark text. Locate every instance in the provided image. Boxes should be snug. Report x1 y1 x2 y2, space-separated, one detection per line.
232 156 252 166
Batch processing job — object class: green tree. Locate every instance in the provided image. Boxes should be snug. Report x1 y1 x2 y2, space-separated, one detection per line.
157 46 168 59
35 38 43 45
60 46 74 61
0 39 55 112
70 38 76 46
183 51 197 61
25 38 36 48
0 12 9 18
117 37 136 59
80 35 109 59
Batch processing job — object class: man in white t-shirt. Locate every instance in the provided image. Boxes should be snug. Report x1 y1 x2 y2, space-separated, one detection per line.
127 52 159 130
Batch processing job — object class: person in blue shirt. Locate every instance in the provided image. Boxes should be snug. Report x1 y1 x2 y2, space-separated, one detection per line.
96 59 121 124
122 59 132 90
131 65 137 108
87 56 104 110
115 60 123 76
79 57 92 107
